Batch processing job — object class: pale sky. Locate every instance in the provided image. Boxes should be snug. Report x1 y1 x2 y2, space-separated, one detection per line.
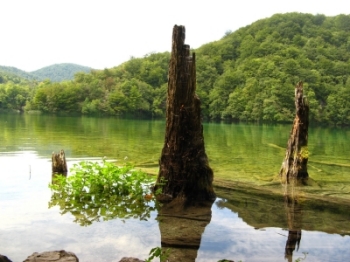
1 0 349 72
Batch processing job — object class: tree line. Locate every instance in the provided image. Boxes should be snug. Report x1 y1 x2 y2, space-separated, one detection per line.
1 12 350 125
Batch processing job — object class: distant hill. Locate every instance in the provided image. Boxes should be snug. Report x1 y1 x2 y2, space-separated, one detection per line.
0 63 92 82
31 63 92 82
0 65 37 82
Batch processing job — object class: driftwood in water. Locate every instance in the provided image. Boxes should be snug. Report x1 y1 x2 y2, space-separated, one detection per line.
52 150 67 175
279 81 309 184
155 25 215 203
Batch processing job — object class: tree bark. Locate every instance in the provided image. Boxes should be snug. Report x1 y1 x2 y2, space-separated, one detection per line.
155 25 215 204
279 81 309 184
52 149 67 175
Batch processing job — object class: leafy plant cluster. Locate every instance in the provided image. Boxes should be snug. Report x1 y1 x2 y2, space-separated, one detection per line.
49 160 156 226
145 247 170 262
2 13 350 125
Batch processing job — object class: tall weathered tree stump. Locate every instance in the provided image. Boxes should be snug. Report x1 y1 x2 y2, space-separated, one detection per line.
52 149 67 175
155 25 215 204
279 82 309 184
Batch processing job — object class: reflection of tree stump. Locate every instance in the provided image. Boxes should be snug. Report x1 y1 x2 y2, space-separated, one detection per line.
157 202 213 261
155 25 215 203
52 150 67 175
284 193 302 262
279 82 309 184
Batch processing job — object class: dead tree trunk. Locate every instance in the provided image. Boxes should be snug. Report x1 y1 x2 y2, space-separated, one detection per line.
279 81 309 184
155 25 215 204
52 149 67 175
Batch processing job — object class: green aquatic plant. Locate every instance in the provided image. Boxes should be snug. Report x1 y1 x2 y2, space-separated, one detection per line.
154 176 167 195
49 160 157 226
295 252 308 262
145 246 170 262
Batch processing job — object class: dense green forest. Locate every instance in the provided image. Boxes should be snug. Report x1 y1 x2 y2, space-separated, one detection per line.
1 13 350 125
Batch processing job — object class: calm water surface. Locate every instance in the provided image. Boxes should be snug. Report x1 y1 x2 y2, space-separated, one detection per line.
0 114 350 262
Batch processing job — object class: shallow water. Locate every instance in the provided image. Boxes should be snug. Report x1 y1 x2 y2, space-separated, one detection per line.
1 114 350 261
1 158 350 261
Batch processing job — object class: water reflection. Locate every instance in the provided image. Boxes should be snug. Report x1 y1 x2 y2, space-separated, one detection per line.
49 174 156 226
284 185 303 262
214 186 350 261
157 200 214 261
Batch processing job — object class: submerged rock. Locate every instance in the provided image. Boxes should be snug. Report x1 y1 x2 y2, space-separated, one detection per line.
119 258 144 262
23 250 79 262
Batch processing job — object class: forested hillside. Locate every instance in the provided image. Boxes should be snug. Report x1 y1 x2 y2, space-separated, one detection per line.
1 13 350 125
31 63 92 82
0 66 37 81
196 13 350 124
0 63 92 82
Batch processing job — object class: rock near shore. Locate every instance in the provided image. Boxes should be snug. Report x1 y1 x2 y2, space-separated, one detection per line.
0 255 12 262
23 250 79 262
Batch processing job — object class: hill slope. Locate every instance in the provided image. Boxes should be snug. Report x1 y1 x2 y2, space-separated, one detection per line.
194 12 350 123
30 63 92 82
0 63 92 82
0 65 37 82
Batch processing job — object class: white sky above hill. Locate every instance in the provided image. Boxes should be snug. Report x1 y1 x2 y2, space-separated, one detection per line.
1 0 349 71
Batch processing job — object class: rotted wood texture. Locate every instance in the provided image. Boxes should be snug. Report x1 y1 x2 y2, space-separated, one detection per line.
155 25 215 203
279 82 309 184
52 149 67 175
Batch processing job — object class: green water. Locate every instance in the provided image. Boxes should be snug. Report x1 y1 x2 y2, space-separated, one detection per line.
1 113 349 201
1 113 350 261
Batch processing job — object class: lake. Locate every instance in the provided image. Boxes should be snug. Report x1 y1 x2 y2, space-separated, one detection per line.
0 113 350 262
